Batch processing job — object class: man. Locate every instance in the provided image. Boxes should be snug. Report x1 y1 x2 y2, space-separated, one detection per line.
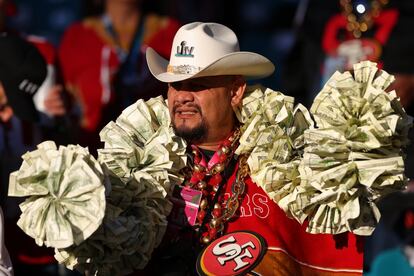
144 22 363 275
0 33 48 205
0 33 48 276
58 0 180 154
0 34 72 276
0 207 12 276
367 191 414 276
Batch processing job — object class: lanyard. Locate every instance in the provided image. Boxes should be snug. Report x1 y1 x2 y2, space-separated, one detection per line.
101 13 145 64
101 13 147 107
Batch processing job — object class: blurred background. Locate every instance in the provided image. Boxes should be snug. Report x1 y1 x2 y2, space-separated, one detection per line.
3 0 299 90
5 0 414 106
2 0 414 275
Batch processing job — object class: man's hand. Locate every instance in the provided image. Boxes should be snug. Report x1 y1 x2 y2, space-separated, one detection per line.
43 84 66 117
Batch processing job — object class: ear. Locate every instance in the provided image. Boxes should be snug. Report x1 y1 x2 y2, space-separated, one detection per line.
230 76 246 108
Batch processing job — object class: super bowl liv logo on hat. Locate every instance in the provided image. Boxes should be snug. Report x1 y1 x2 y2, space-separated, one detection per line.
175 41 194 57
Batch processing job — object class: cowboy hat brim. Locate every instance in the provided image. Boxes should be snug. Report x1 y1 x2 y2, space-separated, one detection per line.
146 47 275 83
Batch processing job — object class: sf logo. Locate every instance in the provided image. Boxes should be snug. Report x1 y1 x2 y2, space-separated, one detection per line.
212 235 256 272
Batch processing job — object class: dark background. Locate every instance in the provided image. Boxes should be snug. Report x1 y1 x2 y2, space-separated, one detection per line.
6 0 300 92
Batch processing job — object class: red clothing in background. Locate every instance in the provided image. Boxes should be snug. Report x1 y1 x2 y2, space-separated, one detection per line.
59 14 179 152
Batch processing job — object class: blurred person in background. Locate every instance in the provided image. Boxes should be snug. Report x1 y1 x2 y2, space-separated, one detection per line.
0 0 76 146
0 33 49 210
58 0 180 155
366 191 414 275
282 0 414 110
0 34 76 276
281 0 414 272
0 206 12 276
26 34 75 146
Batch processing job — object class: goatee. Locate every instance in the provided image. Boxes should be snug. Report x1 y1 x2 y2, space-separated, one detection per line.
172 120 207 143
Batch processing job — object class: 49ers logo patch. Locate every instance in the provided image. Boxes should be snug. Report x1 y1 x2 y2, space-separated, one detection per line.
196 231 267 276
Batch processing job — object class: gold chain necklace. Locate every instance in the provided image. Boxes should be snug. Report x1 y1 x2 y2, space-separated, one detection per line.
182 128 246 244
340 0 389 38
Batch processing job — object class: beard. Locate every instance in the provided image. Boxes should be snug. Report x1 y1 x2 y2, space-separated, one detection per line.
171 104 208 142
172 119 208 143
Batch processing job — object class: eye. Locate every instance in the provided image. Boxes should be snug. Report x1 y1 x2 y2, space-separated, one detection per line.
169 82 182 91
168 81 208 92
191 83 208 92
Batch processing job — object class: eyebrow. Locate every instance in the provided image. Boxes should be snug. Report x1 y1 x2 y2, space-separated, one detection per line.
170 76 236 89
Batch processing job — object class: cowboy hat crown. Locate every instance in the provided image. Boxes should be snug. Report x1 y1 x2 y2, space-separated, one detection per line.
146 22 275 83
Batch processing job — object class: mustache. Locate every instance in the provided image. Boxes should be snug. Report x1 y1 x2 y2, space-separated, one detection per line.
172 103 202 115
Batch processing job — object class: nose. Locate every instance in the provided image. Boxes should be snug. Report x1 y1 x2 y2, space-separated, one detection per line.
169 83 195 104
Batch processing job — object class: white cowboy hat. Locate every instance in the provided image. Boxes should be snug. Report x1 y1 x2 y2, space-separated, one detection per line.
146 22 275 83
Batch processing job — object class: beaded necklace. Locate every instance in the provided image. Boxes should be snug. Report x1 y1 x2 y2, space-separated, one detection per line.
182 128 247 244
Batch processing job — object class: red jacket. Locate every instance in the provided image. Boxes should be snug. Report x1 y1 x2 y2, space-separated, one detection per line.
223 165 364 275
